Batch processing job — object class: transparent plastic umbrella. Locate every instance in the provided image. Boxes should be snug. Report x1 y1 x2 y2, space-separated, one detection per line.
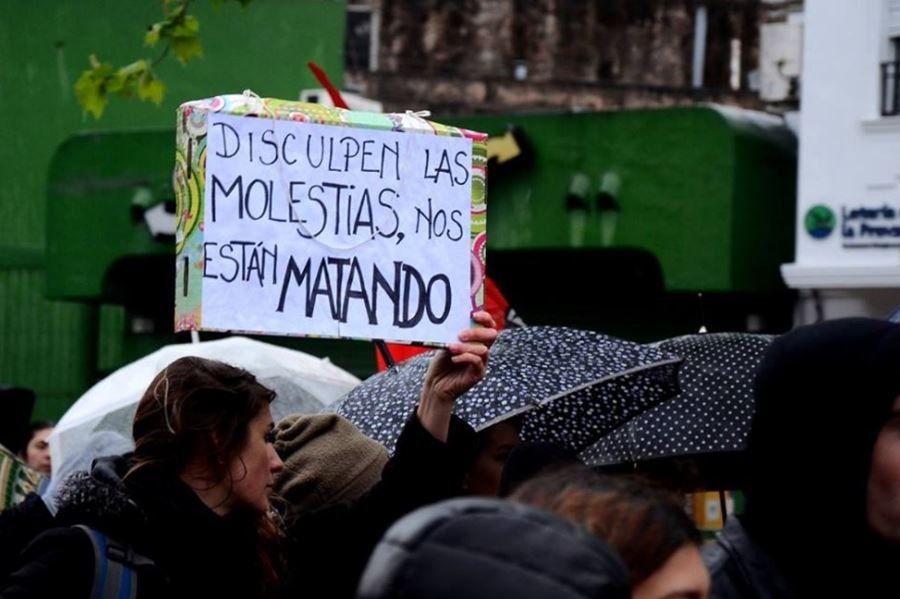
50 336 360 472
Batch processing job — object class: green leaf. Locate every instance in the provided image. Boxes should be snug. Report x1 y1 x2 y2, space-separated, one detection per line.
137 70 166 104
74 69 109 119
105 71 128 94
171 34 203 64
108 60 149 96
145 23 163 47
170 14 200 37
73 55 118 119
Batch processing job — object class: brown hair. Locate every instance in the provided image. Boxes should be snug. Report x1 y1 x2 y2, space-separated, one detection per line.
512 465 700 586
129 356 282 595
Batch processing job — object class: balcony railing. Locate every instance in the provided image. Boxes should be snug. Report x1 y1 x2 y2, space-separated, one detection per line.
882 61 900 116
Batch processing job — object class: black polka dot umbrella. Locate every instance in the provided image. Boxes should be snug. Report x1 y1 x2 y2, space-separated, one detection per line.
580 332 774 466
335 326 682 453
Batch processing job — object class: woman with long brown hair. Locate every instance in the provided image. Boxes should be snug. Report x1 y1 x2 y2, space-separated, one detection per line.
1 356 286 598
2 313 497 599
513 465 710 599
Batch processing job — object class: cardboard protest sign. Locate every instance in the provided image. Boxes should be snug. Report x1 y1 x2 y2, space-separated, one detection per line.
174 94 487 345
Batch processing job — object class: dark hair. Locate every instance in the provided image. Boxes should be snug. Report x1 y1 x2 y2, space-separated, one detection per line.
129 356 282 594
22 420 54 445
130 356 274 482
17 420 54 460
498 441 579 497
26 420 55 435
512 465 700 587
469 416 524 463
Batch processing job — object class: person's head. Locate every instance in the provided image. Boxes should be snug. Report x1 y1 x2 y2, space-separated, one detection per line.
273 413 389 519
19 420 53 475
497 441 580 497
746 319 900 548
130 356 284 515
513 465 709 599
464 418 521 496
358 497 630 599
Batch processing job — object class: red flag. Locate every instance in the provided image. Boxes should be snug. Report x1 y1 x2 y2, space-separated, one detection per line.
307 61 349 109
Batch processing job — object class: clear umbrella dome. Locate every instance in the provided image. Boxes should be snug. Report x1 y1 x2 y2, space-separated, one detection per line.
50 336 360 475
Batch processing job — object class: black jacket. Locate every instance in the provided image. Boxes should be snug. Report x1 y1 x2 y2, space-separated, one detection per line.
357 497 630 599
714 319 900 598
282 413 477 599
1 457 269 599
2 413 476 599
0 494 53 585
702 518 794 599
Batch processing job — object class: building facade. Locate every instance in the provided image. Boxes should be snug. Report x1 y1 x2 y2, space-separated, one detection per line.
346 0 767 113
781 0 900 321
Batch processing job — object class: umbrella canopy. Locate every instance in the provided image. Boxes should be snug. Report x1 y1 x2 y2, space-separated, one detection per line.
581 332 774 467
336 326 681 453
50 337 360 472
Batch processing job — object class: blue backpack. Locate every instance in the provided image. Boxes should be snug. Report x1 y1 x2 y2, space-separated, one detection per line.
74 525 155 599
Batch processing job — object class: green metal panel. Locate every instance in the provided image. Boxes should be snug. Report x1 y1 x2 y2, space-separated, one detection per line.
0 264 94 421
444 107 796 293
728 118 797 291
0 0 347 419
46 130 176 299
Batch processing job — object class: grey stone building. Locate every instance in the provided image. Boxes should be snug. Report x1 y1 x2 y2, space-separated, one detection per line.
344 0 768 113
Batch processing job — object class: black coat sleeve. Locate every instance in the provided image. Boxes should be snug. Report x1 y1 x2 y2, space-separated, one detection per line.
0 527 94 598
0 494 54 585
283 412 477 599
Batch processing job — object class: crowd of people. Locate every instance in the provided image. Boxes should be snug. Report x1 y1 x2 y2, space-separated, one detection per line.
0 315 898 598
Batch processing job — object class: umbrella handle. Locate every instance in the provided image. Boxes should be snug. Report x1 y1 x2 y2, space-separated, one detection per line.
374 339 397 369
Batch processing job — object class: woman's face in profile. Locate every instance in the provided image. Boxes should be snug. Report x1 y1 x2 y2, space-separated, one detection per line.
632 544 710 599
465 420 520 496
23 427 52 475
227 406 284 513
867 395 900 542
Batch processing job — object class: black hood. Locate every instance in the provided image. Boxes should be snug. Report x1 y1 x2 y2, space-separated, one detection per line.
743 318 900 590
358 497 629 599
54 455 146 541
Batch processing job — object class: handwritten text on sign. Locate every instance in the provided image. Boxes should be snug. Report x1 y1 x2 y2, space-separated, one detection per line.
199 113 473 344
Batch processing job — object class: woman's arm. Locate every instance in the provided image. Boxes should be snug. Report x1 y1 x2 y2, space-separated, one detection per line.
416 311 497 442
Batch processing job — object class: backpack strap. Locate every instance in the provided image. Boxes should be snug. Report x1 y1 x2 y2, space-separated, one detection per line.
74 525 152 599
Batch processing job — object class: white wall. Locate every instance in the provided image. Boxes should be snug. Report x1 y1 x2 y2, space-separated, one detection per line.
783 0 900 299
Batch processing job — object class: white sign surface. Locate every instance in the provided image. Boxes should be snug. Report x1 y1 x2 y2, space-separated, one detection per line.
200 112 473 344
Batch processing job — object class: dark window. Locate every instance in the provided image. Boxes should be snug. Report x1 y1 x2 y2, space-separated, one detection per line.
882 37 900 116
345 8 372 72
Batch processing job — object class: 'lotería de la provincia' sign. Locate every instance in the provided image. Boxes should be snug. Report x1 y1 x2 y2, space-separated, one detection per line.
174 94 487 346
